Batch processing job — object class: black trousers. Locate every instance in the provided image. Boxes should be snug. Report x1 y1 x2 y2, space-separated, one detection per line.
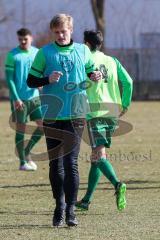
43 119 85 208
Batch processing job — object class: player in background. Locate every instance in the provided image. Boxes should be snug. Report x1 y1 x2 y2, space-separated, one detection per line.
5 28 43 171
76 30 133 211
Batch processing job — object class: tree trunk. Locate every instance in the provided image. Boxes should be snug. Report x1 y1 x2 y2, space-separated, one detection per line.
91 0 105 50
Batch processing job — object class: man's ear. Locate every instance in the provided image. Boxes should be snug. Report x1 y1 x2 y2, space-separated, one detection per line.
70 27 73 34
85 42 91 49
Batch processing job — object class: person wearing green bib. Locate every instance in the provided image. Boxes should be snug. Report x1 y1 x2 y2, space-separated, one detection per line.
27 14 102 227
76 30 133 212
5 28 43 171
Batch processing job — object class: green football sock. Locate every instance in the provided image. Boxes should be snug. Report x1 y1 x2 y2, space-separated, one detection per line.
97 157 119 187
15 131 26 165
82 162 102 202
25 127 43 157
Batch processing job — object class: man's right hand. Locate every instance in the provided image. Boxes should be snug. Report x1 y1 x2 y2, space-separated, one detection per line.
49 71 63 83
13 100 24 111
89 71 102 82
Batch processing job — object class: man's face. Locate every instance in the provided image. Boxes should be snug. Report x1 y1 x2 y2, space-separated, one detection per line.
51 24 72 45
18 34 33 50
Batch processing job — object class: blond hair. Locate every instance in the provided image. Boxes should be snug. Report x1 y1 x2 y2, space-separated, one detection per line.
50 13 73 29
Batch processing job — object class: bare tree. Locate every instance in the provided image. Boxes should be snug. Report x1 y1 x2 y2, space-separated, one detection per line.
0 0 7 23
91 0 105 49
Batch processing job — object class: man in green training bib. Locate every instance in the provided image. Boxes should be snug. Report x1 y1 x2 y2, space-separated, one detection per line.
5 28 43 171
76 30 133 211
27 14 102 227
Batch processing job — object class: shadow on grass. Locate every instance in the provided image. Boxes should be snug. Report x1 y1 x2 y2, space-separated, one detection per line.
0 210 51 216
0 224 89 230
1 180 159 190
0 213 102 230
79 180 160 185
0 224 52 229
0 183 50 189
0 210 102 216
79 180 160 190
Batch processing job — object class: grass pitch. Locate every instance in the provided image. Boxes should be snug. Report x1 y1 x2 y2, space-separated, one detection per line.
0 101 160 240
